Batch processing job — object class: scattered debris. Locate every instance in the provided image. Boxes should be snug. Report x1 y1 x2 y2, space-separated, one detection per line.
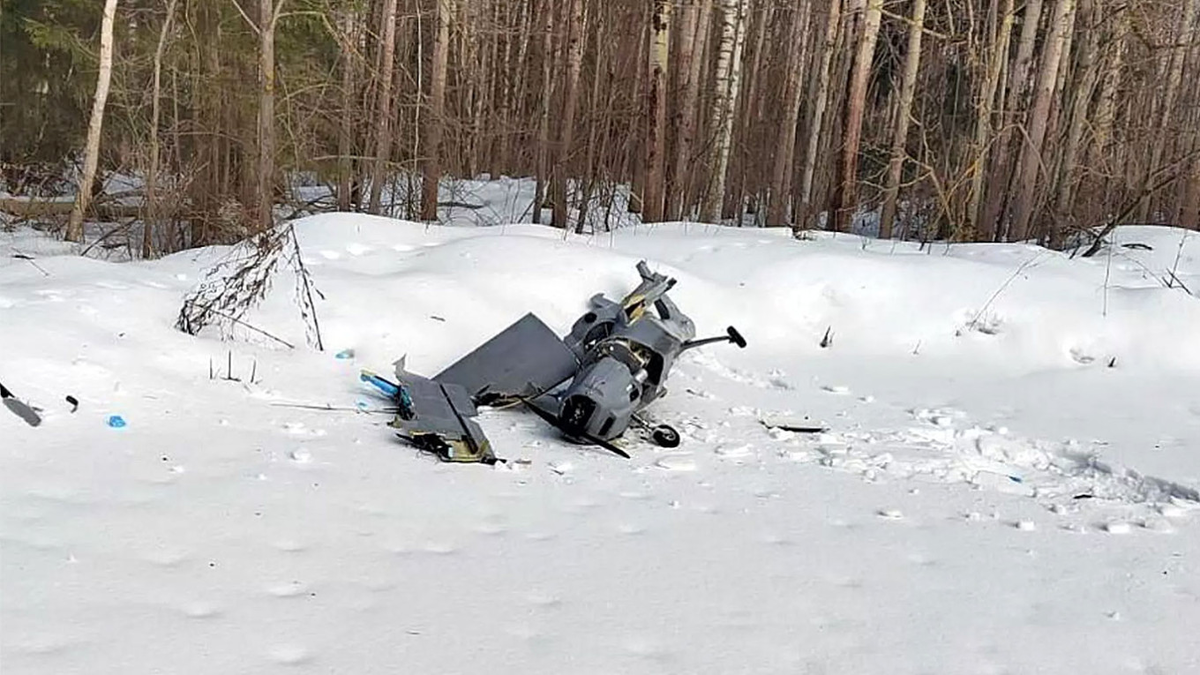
1 380 42 427
364 261 747 463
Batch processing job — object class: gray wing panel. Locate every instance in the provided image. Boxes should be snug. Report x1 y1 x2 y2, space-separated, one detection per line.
399 376 470 436
433 312 578 400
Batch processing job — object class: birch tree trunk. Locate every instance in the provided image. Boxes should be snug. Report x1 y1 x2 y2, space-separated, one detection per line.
67 0 119 243
666 0 698 221
878 0 927 239
421 0 451 221
552 0 584 229
143 0 179 258
701 0 746 223
767 0 813 229
831 0 882 233
1008 0 1075 242
798 0 842 229
644 0 671 223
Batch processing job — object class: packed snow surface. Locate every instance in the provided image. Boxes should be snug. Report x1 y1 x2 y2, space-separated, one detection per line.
3 216 1200 674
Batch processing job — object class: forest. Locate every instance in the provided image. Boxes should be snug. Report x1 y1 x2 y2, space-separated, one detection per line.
1 0 1198 256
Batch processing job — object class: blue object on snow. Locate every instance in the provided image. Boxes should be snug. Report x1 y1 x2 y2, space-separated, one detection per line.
336 349 355 359
360 371 399 398
1009 475 1023 483
106 415 127 428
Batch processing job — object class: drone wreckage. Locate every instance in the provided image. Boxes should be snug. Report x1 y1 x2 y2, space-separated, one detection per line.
360 261 747 464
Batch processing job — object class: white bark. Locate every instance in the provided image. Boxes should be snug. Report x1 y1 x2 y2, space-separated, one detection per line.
701 0 746 222
67 0 119 243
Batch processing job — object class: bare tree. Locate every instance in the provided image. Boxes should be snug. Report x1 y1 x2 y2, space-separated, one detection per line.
421 0 452 221
702 0 746 223
878 0 926 239
253 0 288 233
644 0 671 222
552 0 585 229
368 0 397 214
798 0 842 229
1138 0 1198 223
67 0 119 243
1008 0 1075 242
831 0 882 233
967 0 1014 239
1051 0 1100 240
336 5 362 212
767 0 813 229
143 0 180 258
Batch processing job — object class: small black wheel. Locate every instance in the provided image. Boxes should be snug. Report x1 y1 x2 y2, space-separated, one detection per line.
651 424 681 448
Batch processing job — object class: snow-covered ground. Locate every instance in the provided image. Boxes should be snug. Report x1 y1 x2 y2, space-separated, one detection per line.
3 216 1199 674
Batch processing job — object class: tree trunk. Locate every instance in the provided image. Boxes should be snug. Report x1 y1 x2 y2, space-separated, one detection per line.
337 6 361 212
980 0 1043 240
421 0 451 221
67 0 119 243
967 0 1014 240
666 0 699 221
679 0 713 217
730 1 773 223
644 0 671 223
368 0 397 214
1051 0 1100 243
1138 0 1198 223
701 0 746 223
254 0 283 233
1183 129 1200 229
767 0 813 229
143 0 179 259
878 0 927 239
533 0 555 224
1089 6 1127 165
552 0 584 229
798 0 842 229
831 0 882 233
1008 0 1075 242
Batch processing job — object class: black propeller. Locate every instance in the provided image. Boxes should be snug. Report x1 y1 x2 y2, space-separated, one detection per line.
518 397 631 459
682 325 747 351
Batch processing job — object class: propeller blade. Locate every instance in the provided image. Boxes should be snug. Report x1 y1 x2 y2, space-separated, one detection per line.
518 398 630 459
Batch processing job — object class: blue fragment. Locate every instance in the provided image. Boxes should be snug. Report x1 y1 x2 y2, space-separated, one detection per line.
107 415 126 428
360 371 399 398
1008 475 1022 483
336 349 355 359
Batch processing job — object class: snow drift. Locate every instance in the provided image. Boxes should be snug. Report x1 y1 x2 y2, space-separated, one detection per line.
3 216 1199 675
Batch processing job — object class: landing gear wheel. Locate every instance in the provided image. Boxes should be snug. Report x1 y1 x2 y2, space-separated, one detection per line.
651 424 681 448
